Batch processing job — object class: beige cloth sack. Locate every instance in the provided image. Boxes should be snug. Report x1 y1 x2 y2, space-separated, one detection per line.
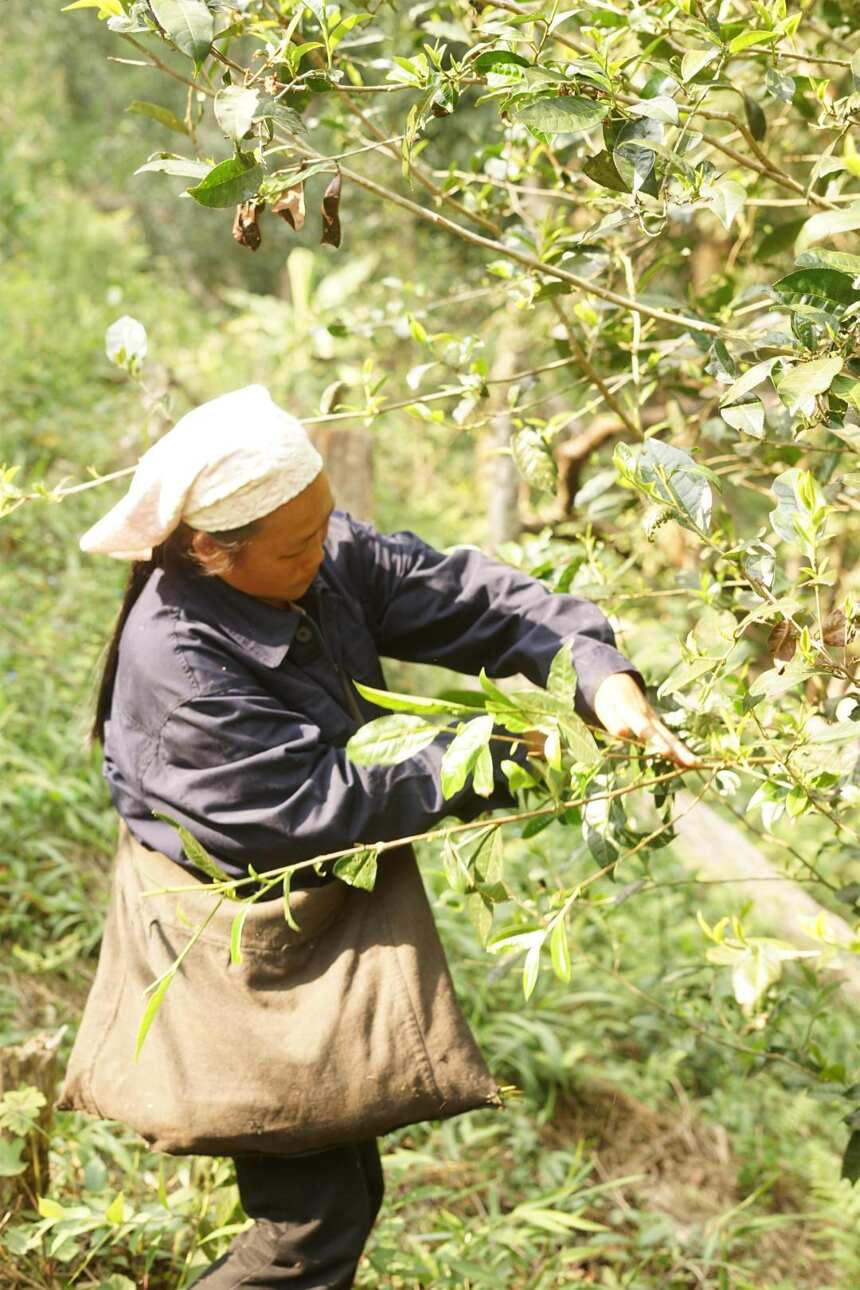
57 820 501 1156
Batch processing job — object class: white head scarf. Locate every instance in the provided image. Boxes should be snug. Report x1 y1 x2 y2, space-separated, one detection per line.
79 384 324 561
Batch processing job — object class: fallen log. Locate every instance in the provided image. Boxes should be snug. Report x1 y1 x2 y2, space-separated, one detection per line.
672 793 860 1008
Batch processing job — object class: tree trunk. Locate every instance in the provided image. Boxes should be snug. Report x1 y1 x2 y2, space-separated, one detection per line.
485 320 523 553
672 794 860 1008
0 1029 65 1210
310 425 374 523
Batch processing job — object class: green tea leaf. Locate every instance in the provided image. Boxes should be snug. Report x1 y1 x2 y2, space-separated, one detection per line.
615 438 714 531
282 869 300 933
795 204 860 256
441 715 495 798
479 668 517 710
443 836 471 894
544 725 560 772
332 847 378 892
775 356 843 416
720 357 778 407
479 827 505 885
346 714 440 765
581 149 629 193
134 155 210 178
680 46 719 82
830 419 860 449
229 902 251 966
831 375 860 415
149 0 213 66
721 400 764 438
135 971 176 1060
474 49 531 74
513 95 608 136
62 0 122 14
549 916 572 982
511 428 558 493
796 248 860 276
728 29 776 54
466 891 494 944
629 95 678 125
127 100 188 135
214 86 260 142
613 117 663 191
546 643 577 707
187 154 262 209
353 680 477 715
153 812 236 893
707 178 745 231
773 268 860 310
559 716 600 767
472 742 495 797
523 937 543 1000
743 93 766 141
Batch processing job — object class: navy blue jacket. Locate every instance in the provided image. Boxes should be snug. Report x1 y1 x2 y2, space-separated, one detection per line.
103 510 643 886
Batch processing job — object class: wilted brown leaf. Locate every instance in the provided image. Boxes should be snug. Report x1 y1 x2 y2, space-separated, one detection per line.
320 170 342 248
232 199 264 251
272 183 306 231
768 619 798 666
821 609 856 647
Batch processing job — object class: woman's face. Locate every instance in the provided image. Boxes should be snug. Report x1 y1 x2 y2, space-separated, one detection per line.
197 471 336 606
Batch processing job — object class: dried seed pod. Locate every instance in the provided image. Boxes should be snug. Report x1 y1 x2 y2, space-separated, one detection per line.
232 199 264 251
272 183 306 231
320 170 342 248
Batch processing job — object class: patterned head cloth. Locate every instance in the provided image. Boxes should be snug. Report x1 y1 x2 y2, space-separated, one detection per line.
79 384 324 561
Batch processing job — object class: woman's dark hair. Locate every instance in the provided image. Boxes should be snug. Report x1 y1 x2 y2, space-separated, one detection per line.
89 516 263 745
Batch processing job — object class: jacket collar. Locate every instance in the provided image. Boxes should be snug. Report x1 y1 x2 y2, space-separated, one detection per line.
161 543 329 669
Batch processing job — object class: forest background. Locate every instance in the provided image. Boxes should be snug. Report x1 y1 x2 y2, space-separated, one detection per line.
1 1 860 1287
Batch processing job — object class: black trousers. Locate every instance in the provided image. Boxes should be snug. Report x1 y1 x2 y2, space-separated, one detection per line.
194 1141 384 1289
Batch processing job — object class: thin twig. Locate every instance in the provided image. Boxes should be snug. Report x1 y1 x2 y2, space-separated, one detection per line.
118 33 215 97
276 133 725 336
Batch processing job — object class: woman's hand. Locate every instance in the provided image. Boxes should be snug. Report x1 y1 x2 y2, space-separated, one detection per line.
592 672 701 769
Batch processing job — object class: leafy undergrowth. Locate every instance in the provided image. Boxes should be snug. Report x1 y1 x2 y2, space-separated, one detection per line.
2 839 858 1289
2 525 858 1288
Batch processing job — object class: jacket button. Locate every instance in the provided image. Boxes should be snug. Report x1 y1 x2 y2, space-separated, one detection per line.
295 624 314 644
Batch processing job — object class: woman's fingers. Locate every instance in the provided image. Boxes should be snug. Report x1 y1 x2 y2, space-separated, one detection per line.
610 710 702 769
639 717 702 768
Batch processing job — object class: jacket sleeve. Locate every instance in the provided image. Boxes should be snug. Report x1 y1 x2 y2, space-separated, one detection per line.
341 516 645 724
146 689 521 878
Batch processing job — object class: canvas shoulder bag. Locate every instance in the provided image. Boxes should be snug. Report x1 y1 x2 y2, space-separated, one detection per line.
57 820 501 1156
